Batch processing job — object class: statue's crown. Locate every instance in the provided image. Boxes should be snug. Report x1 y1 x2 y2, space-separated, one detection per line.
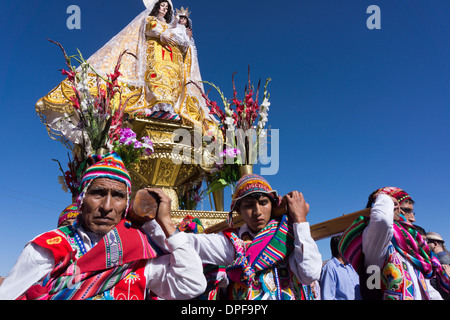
176 7 191 18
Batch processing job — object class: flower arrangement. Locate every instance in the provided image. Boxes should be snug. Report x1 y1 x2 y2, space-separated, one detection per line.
49 40 154 197
189 67 271 193
205 148 242 194
50 39 133 156
113 128 154 168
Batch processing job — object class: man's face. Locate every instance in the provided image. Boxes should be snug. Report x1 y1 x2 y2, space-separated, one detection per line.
428 241 436 252
81 178 128 236
237 195 272 233
400 201 415 223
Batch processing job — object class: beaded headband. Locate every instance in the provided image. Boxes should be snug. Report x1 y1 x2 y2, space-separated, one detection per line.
367 186 412 207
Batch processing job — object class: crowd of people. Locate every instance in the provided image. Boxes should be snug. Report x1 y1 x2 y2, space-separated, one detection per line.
0 152 448 300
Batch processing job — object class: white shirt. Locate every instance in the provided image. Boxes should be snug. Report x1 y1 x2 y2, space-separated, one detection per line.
185 221 323 286
0 222 206 300
362 194 442 300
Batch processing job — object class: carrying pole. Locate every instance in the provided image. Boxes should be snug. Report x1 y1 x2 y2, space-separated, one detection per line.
204 207 371 240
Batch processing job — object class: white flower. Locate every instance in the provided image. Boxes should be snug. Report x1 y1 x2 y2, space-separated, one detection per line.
224 116 235 130
261 97 270 111
258 129 267 139
58 175 68 193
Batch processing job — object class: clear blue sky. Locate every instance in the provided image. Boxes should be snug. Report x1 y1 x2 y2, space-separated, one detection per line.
1 0 449 276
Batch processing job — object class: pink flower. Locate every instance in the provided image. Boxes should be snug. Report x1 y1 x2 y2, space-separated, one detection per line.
220 148 241 159
142 136 153 146
119 128 137 145
142 136 154 155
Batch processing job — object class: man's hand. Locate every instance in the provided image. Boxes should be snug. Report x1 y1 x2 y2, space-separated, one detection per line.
282 191 309 224
145 188 176 238
387 196 400 221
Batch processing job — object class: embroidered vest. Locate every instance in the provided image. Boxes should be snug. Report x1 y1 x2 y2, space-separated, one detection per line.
223 216 310 300
29 223 148 300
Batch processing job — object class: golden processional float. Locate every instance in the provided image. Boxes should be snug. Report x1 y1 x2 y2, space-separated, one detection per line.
36 1 369 238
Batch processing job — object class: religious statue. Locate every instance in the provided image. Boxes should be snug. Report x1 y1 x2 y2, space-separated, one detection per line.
36 0 217 149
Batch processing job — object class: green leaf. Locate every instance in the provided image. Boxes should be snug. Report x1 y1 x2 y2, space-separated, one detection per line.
206 179 228 194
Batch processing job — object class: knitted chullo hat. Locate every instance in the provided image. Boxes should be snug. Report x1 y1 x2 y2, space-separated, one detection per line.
230 172 279 208
57 203 80 227
228 174 280 227
76 152 132 212
366 186 413 208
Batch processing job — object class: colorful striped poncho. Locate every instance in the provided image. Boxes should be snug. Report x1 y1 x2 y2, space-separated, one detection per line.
224 215 309 300
17 220 162 300
339 214 450 299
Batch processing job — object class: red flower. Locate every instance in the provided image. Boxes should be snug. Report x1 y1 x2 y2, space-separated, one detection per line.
61 68 76 82
69 87 80 110
232 112 238 124
107 70 122 92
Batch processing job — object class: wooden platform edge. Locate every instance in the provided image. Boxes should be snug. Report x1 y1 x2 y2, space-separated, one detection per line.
310 208 371 240
204 208 371 240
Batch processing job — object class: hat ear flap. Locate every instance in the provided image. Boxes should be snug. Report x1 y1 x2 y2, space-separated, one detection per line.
226 211 234 228
76 179 93 210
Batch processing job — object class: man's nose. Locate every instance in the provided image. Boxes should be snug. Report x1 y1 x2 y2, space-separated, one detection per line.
100 193 113 212
252 203 262 216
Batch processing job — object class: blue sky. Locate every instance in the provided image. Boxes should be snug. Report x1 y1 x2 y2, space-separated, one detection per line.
1 0 449 276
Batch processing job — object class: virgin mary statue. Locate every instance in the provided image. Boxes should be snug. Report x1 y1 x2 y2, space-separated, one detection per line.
36 0 217 148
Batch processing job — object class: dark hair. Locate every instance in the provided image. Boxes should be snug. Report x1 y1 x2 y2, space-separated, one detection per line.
330 235 341 258
413 224 426 237
365 190 378 208
179 16 191 29
150 0 173 23
236 192 276 210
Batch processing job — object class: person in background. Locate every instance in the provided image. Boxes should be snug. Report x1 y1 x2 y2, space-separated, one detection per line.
427 232 450 265
57 203 80 228
320 235 361 300
427 231 450 299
